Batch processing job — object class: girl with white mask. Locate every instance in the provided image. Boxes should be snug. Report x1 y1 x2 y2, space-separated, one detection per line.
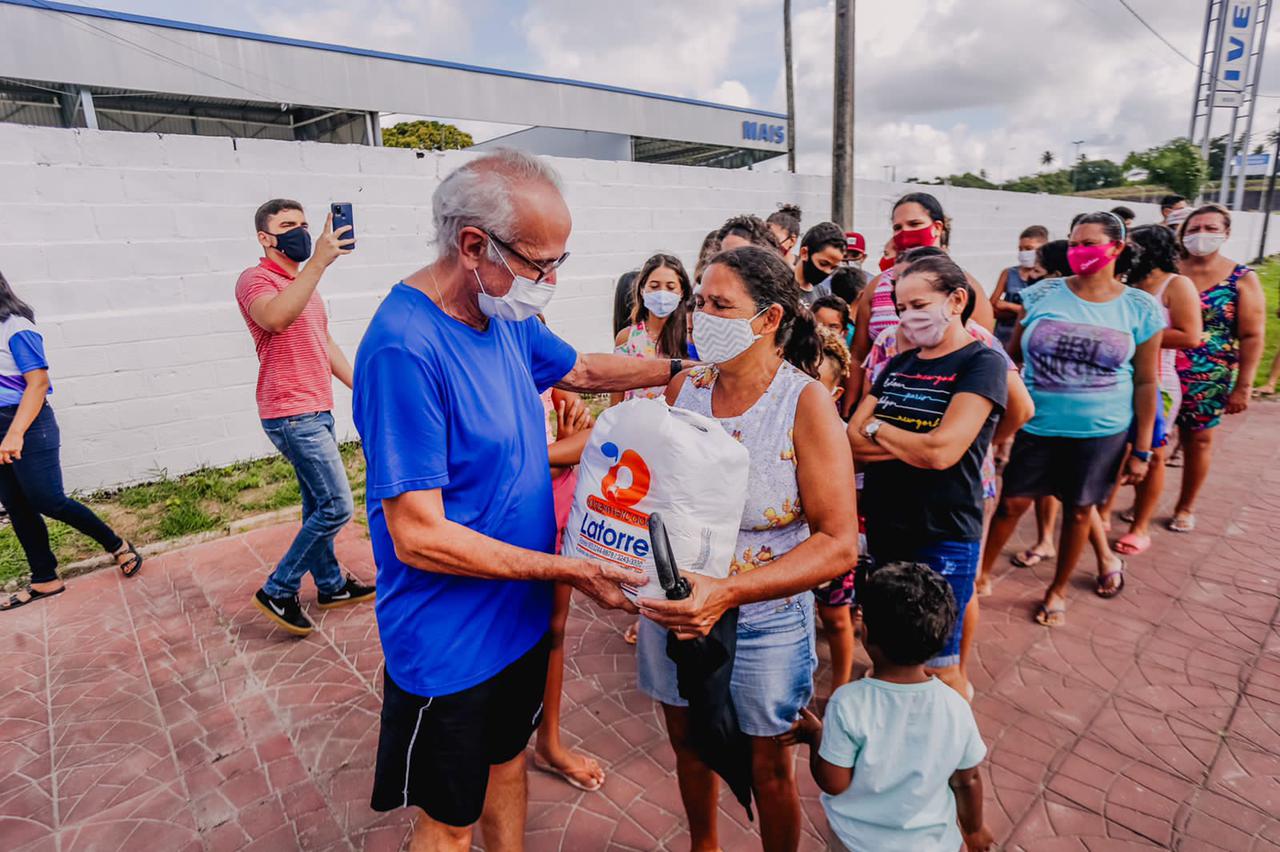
637 246 858 852
1169 204 1266 533
610 253 692 406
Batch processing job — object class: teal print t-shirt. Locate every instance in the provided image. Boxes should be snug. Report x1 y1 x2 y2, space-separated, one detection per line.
1018 278 1165 438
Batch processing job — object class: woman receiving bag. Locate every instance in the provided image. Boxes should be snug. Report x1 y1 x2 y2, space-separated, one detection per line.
639 246 859 852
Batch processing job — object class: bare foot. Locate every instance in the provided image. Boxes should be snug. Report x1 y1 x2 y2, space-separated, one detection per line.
974 576 993 597
623 620 639 645
1253 383 1275 398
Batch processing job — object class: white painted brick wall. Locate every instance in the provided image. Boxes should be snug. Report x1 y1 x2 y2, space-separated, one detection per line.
1 123 1277 492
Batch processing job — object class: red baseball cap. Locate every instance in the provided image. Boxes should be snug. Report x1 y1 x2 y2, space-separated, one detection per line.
845 231 867 254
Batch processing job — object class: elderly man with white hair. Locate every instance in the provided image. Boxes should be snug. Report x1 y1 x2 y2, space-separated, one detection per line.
353 149 682 850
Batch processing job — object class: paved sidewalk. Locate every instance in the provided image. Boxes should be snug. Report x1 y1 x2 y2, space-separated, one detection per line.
2 404 1279 851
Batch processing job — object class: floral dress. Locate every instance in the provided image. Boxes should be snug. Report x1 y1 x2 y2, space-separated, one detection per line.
1176 264 1247 432
614 321 667 401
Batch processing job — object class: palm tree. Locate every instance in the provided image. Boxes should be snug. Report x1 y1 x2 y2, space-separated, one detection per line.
1040 150 1056 168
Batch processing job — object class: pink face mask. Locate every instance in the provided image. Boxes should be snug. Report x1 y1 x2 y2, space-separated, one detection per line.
1067 242 1118 276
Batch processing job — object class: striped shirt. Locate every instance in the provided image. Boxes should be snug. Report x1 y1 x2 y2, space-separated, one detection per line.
0 315 51 407
235 258 333 420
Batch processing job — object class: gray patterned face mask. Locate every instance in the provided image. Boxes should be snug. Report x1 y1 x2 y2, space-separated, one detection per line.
692 307 768 365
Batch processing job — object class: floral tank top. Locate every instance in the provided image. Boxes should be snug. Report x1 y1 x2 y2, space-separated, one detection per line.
615 321 667 401
674 361 815 621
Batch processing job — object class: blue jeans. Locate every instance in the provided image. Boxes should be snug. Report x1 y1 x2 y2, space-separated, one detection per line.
260 411 352 598
0 404 122 584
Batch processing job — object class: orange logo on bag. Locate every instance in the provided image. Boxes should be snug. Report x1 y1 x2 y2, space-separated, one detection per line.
599 442 651 507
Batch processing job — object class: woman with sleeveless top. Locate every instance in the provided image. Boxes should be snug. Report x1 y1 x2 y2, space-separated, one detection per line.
1170 204 1266 533
609 253 692 406
1105 226 1202 555
638 246 858 852
844 192 996 417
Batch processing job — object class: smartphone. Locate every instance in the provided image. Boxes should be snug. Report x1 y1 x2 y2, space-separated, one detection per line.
331 202 355 250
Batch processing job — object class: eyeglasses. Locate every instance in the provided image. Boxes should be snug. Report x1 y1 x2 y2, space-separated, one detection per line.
484 231 570 285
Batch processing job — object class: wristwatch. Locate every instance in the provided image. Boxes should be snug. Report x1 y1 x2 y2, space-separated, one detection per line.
669 358 684 379
863 419 884 444
1131 448 1152 462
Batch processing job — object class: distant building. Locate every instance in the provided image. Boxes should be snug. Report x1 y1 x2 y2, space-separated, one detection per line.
0 0 788 168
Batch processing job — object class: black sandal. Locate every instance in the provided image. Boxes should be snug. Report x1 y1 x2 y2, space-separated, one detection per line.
1 584 66 611
115 541 143 578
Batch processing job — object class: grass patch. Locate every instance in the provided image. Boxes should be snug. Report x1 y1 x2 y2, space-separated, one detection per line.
1255 258 1280 387
0 441 367 587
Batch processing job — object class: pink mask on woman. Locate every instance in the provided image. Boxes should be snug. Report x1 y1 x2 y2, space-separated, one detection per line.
1066 242 1118 276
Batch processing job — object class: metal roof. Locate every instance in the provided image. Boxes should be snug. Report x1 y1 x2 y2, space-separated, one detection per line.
0 0 789 152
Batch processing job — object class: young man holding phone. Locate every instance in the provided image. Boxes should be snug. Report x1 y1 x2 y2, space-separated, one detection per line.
236 198 374 637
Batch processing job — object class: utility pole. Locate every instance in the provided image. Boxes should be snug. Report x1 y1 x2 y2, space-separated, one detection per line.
831 0 855 227
1257 112 1280 261
784 0 796 173
1070 139 1085 190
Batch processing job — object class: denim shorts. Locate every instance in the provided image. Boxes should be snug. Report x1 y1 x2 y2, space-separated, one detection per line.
869 539 979 670
636 595 817 737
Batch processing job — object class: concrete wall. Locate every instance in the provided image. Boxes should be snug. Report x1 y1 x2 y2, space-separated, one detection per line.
1 123 1277 491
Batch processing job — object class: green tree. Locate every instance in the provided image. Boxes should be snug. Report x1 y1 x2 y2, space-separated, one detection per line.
1002 171 1074 195
1124 138 1208 199
382 119 474 150
1071 158 1126 191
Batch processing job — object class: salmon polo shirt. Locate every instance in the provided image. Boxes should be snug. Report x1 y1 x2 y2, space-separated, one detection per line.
235 257 334 420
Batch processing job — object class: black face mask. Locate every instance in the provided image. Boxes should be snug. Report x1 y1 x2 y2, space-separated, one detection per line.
802 256 828 287
271 226 312 263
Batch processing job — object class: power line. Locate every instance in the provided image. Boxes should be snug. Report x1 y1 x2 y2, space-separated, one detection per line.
1113 0 1198 66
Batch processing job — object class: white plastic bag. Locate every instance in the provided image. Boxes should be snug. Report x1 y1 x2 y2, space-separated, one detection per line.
563 397 749 601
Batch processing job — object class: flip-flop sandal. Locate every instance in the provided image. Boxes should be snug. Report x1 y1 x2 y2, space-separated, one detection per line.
1118 508 1136 524
1034 602 1066 627
0 584 66 612
1096 562 1126 598
1168 514 1196 533
1113 533 1150 556
532 755 605 793
1011 548 1054 568
115 541 143 578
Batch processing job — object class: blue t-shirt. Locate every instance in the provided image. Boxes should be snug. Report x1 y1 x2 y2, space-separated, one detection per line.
819 677 987 852
352 283 578 697
0 316 51 406
1019 278 1165 438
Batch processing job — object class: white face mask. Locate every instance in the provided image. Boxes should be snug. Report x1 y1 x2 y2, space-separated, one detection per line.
642 290 681 318
474 241 555 322
692 308 767 365
1017 249 1038 268
1183 232 1227 257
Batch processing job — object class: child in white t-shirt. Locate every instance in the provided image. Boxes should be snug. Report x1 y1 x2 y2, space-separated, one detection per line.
788 561 993 852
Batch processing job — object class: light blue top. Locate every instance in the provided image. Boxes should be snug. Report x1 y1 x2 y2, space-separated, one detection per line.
820 677 986 852
1019 277 1165 438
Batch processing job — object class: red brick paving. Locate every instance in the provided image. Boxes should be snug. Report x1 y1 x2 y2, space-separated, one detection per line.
2 403 1279 850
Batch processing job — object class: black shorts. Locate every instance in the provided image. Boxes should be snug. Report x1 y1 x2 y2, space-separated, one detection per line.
1001 430 1128 508
370 633 551 827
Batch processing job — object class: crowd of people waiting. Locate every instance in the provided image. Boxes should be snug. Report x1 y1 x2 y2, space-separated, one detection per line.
0 150 1268 851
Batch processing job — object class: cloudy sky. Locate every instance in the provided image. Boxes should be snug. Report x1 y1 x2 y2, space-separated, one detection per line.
75 0 1280 180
